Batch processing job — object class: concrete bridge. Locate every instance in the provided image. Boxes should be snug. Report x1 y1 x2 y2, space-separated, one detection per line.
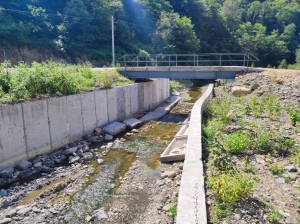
117 53 260 79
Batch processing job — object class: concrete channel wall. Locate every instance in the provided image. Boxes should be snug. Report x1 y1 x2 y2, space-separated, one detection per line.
0 79 169 170
177 83 214 224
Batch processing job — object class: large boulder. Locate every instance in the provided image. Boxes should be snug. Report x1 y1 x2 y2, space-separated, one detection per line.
231 86 252 96
16 160 32 170
103 122 126 136
0 167 14 178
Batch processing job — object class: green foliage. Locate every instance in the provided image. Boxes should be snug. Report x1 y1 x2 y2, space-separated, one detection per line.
269 163 284 176
168 203 177 221
265 94 281 120
256 130 272 152
266 210 285 222
248 96 264 117
289 110 300 124
225 132 251 154
0 61 131 103
278 59 288 69
210 200 231 223
170 80 183 91
207 170 254 205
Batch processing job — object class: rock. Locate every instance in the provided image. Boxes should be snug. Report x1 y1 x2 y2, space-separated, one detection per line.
0 167 14 178
97 159 104 164
250 83 260 90
104 134 113 141
283 173 298 181
285 218 296 224
231 86 252 96
106 142 114 149
132 129 139 133
85 215 92 222
16 160 32 170
60 155 67 160
238 221 247 224
54 159 61 164
34 162 42 168
276 178 285 184
157 180 165 186
55 91 63 96
0 218 12 224
83 152 93 161
284 164 297 172
6 209 16 217
13 171 20 177
84 134 92 141
0 189 8 196
167 171 176 178
82 145 90 152
95 127 102 134
103 122 126 136
123 118 142 129
64 147 78 155
32 207 40 213
17 207 32 215
179 163 184 169
76 149 83 157
91 209 107 221
69 156 80 164
162 203 175 211
41 166 51 172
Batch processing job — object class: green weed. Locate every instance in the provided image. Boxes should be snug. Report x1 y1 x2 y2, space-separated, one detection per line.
266 210 285 222
225 132 251 154
253 175 260 181
210 200 231 223
265 94 281 120
168 203 177 221
256 130 272 152
248 96 264 117
289 110 300 124
207 171 254 205
269 163 284 176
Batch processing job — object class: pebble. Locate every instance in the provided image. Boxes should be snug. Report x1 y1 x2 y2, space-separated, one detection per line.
157 180 165 186
17 207 32 215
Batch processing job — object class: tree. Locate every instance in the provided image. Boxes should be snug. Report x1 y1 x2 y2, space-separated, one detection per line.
154 12 200 54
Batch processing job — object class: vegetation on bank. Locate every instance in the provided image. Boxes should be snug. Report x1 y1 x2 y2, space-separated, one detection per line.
1 1 300 67
0 61 133 104
202 87 300 222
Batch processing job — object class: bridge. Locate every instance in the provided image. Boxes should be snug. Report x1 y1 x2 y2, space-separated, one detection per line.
117 53 260 79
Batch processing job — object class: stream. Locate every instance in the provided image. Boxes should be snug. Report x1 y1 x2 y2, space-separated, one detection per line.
0 81 207 224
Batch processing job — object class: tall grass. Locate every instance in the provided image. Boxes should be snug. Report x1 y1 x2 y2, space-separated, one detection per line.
0 61 132 103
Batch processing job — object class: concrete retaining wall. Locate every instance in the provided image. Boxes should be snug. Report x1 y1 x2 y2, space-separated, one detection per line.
176 83 214 224
0 79 169 170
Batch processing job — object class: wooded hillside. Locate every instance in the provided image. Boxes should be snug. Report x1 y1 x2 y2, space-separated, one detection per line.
1 0 300 67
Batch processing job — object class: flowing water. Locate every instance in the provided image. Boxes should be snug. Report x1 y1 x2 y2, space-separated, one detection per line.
8 81 205 223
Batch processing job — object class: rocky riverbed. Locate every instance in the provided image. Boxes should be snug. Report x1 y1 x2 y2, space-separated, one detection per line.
205 70 300 224
0 82 204 224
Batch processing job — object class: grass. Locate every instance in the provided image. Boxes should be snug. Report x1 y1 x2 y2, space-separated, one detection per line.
207 170 254 205
169 79 191 91
168 203 177 221
224 132 252 154
269 163 284 176
0 60 132 104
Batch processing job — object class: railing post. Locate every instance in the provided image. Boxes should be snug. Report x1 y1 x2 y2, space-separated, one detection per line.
124 55 126 67
197 55 198 66
247 53 249 68
194 54 195 66
156 56 157 67
219 54 222 66
137 56 139 67
146 55 148 67
169 55 170 67
243 54 245 67
176 55 177 67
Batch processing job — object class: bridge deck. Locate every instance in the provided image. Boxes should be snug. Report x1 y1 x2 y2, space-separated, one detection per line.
117 66 265 79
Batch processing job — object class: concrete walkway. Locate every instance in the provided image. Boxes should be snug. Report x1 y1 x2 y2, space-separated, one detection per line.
176 83 214 224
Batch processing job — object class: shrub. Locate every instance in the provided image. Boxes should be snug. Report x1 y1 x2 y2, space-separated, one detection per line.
225 132 251 153
265 94 281 120
248 96 263 117
207 171 254 204
256 130 272 152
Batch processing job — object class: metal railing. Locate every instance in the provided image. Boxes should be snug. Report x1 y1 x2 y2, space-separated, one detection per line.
117 53 259 67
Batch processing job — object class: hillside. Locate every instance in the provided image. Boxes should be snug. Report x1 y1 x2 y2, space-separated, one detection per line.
0 0 300 67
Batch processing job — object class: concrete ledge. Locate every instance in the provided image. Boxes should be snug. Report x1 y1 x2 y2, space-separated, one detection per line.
176 83 214 224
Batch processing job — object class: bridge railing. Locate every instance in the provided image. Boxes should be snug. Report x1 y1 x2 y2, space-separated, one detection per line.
117 53 259 67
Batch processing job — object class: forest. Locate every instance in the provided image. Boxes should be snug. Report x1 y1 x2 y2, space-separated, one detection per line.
0 0 300 68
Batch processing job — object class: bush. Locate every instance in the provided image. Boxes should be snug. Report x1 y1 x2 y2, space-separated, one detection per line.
256 130 272 152
168 203 177 221
207 171 254 204
225 132 251 153
269 163 284 176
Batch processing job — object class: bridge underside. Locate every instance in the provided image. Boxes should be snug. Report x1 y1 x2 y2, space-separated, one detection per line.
117 66 255 79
